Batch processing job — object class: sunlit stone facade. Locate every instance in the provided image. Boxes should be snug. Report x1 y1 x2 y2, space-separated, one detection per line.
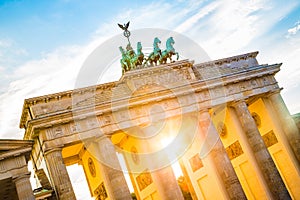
13 51 300 199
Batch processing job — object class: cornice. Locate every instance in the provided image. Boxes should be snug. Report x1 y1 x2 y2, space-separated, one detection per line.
194 51 259 68
0 146 33 160
0 140 34 150
20 51 280 139
22 62 281 142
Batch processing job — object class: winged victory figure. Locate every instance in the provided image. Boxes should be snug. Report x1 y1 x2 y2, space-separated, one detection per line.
118 21 130 31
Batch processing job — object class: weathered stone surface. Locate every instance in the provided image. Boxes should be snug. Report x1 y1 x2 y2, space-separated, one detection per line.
233 101 291 199
199 111 247 200
44 148 76 200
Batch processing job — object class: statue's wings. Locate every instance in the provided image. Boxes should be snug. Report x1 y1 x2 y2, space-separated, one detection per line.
125 21 130 29
118 23 125 30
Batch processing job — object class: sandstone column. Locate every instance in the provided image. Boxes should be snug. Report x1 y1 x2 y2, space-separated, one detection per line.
13 173 35 200
178 159 198 200
199 111 247 199
151 166 184 200
268 91 300 163
44 148 76 200
91 136 132 200
232 100 291 199
140 126 184 200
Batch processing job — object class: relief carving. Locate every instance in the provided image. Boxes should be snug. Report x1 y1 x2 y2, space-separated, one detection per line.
87 118 98 129
136 170 153 191
217 122 227 138
226 85 235 95
70 123 80 133
189 154 203 172
104 115 112 125
46 126 65 139
251 112 261 128
54 126 63 137
226 141 244 160
251 80 258 87
88 157 96 177
94 182 108 200
262 130 278 148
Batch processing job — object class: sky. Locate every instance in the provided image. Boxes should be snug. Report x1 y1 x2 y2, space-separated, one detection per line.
0 0 300 198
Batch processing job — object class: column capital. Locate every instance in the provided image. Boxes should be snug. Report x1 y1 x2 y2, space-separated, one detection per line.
12 172 31 183
13 171 35 200
44 147 63 156
44 145 76 199
265 89 283 98
199 108 210 114
230 99 248 108
91 136 132 199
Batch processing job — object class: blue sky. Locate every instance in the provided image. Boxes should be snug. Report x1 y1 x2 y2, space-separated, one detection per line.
1 0 300 198
1 0 300 137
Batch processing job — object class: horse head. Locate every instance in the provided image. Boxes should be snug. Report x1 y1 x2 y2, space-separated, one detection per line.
137 42 142 52
153 37 161 48
166 37 175 50
119 46 126 55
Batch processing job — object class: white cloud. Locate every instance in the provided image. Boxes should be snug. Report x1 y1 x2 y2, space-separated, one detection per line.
0 36 108 138
189 0 298 59
1 1 300 198
174 1 221 33
0 39 12 48
0 0 299 137
286 21 300 37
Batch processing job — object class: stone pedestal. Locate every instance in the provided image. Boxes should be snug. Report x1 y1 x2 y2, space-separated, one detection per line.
13 173 35 200
44 148 76 200
268 91 300 163
233 101 291 199
92 136 132 200
199 111 246 199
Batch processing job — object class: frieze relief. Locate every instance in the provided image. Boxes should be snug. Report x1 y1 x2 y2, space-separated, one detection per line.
36 73 279 140
210 87 225 99
0 156 26 173
128 68 192 91
31 98 72 118
193 57 259 80
45 123 78 140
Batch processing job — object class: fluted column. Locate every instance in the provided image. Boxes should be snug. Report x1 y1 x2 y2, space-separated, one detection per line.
199 111 246 199
232 100 291 199
268 91 300 163
151 166 184 200
13 173 35 200
91 136 132 200
44 148 76 200
139 126 184 200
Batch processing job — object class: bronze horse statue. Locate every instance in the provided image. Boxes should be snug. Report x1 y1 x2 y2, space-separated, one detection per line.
159 37 179 64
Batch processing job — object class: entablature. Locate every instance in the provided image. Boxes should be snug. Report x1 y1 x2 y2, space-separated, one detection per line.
21 52 282 142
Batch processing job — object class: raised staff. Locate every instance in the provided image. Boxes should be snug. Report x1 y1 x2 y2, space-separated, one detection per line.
118 21 131 45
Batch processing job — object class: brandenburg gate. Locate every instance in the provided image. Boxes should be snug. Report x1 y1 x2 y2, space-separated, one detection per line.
16 28 300 200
